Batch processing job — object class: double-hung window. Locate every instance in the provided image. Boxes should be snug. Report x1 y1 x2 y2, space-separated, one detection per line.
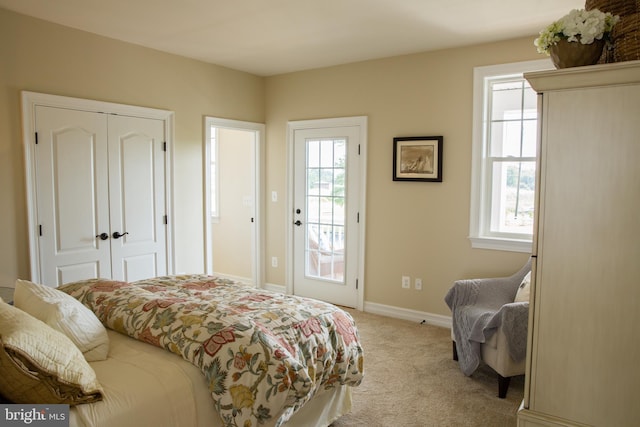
469 59 551 252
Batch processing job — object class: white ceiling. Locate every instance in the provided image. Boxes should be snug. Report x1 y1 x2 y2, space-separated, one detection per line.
0 0 584 76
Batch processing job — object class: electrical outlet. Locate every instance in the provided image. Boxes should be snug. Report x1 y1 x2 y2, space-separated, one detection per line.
271 257 278 268
415 278 423 291
402 276 410 289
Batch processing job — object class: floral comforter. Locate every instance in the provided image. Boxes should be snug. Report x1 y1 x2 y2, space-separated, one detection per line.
59 275 364 427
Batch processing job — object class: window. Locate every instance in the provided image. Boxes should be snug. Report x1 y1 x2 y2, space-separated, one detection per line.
305 138 346 281
469 59 551 252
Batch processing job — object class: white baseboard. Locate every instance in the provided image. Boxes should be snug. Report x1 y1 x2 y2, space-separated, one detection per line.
364 301 452 329
213 272 254 285
262 282 452 329
517 407 590 427
263 282 286 294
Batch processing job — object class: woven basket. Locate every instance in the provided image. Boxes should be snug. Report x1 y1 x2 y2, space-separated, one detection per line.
585 0 640 62
610 12 640 61
585 0 638 16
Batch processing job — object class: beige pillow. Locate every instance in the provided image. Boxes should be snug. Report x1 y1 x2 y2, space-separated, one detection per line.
0 300 103 405
14 280 109 361
514 271 531 303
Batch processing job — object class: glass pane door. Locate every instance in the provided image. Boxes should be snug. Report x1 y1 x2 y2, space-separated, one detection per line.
291 119 363 308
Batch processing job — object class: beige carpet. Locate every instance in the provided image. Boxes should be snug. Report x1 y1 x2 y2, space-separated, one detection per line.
330 309 524 427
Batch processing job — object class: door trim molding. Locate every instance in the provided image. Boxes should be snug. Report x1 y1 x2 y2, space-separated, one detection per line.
203 117 265 288
286 116 367 310
21 91 175 284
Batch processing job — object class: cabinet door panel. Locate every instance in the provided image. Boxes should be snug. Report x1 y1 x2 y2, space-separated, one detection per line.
532 85 640 425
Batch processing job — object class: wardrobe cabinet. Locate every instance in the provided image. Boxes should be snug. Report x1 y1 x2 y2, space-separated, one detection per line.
518 61 640 426
22 92 174 287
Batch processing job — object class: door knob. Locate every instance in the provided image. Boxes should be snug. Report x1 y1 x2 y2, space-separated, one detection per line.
112 231 129 239
294 220 302 226
95 233 109 241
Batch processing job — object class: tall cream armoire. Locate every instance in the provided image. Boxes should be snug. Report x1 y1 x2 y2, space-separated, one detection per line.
518 61 640 426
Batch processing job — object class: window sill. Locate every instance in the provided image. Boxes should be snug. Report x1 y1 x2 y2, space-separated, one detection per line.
469 236 532 253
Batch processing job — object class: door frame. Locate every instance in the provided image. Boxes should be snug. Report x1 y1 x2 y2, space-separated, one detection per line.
21 91 175 284
286 116 367 310
203 117 265 288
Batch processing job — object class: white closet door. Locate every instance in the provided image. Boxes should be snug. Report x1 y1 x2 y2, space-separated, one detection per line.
34 107 167 286
107 115 167 281
35 106 111 286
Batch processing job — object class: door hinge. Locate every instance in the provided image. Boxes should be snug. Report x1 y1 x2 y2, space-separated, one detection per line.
163 142 167 152
357 212 360 223
358 144 360 155
356 278 359 290
163 215 168 225
39 225 42 236
35 132 38 144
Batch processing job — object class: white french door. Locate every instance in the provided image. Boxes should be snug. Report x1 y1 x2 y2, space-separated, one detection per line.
25 94 171 287
288 117 366 308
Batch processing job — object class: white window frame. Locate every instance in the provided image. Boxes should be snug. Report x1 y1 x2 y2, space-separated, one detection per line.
469 59 552 252
205 124 220 223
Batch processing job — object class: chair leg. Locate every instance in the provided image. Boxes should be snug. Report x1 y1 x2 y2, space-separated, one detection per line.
498 374 511 398
452 341 458 361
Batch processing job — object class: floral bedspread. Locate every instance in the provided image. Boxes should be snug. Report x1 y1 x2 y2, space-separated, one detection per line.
59 275 364 427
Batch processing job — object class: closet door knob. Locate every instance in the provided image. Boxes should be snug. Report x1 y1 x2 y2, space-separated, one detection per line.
95 233 109 240
112 231 129 239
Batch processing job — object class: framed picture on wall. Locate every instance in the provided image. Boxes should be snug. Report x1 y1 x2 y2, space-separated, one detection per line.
393 136 443 182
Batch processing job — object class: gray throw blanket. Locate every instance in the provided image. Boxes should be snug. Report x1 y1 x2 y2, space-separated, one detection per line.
444 259 531 376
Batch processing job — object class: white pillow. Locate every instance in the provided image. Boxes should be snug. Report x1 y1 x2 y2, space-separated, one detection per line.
13 279 109 361
514 271 531 303
0 299 103 405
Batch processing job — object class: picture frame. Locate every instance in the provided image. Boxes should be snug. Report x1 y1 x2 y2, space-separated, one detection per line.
393 136 443 182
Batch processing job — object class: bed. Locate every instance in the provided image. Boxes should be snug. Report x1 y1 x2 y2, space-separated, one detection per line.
0 275 364 427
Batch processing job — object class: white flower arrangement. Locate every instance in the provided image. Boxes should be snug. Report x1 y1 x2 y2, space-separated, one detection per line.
534 8 620 55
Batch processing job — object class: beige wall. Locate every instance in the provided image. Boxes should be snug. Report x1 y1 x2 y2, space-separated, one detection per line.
2 6 535 317
264 38 536 315
0 8 264 286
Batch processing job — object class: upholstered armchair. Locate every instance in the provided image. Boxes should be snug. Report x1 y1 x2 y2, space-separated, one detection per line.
445 258 531 398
